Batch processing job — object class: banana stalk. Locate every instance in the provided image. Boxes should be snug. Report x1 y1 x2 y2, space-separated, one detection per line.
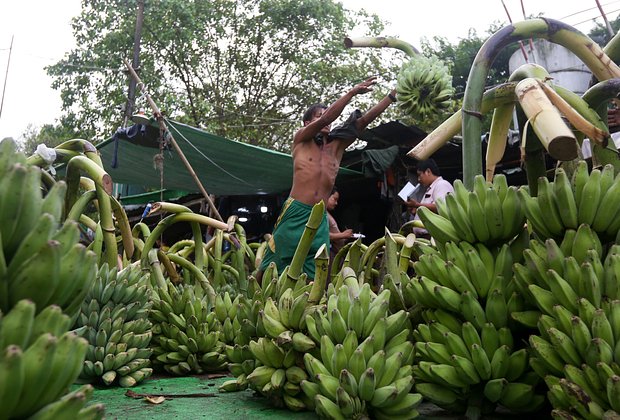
64 156 112 211
462 18 620 188
110 195 135 260
288 200 326 281
94 183 118 268
408 82 517 160
398 233 416 273
140 213 228 267
157 248 180 283
344 36 418 57
149 201 192 215
539 82 609 146
166 253 216 303
132 222 151 243
486 103 515 181
66 190 97 222
309 244 329 304
515 78 578 161
582 78 620 118
384 229 401 282
147 249 167 288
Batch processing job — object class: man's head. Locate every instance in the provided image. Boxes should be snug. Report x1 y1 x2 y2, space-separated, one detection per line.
303 103 329 134
327 186 340 211
416 159 440 187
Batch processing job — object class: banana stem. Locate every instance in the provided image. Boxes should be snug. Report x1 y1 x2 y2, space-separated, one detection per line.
66 190 97 222
462 18 620 188
384 228 401 282
65 156 112 211
343 36 419 57
95 184 118 267
288 201 326 281
110 195 135 261
166 253 216 303
146 249 167 289
149 201 192 215
132 222 151 242
398 233 416 273
140 213 228 267
157 248 180 284
309 244 329 304
408 82 518 160
515 78 578 161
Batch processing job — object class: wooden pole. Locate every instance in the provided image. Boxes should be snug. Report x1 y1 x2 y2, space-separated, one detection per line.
123 58 225 223
0 35 14 119
123 0 145 127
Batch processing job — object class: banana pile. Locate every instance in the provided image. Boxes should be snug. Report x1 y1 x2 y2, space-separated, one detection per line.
215 291 242 345
512 232 620 417
418 174 525 246
74 263 153 387
395 55 453 120
240 265 320 410
519 163 620 241
301 281 421 419
0 139 98 317
150 281 226 374
0 299 104 418
407 240 546 414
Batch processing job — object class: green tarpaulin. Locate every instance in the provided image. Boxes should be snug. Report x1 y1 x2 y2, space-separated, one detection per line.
97 120 363 196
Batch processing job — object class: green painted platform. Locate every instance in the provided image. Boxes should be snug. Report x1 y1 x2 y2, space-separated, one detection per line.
86 374 540 419
87 374 317 419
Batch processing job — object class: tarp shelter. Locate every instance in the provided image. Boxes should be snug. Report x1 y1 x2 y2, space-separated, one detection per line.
97 120 364 196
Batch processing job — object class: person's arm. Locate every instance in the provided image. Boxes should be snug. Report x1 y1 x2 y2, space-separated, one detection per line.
294 77 377 144
330 228 354 241
355 88 397 132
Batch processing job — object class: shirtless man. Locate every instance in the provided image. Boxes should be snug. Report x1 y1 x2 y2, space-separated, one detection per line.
259 76 397 280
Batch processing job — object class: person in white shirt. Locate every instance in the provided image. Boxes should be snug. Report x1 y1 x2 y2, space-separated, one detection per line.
405 158 454 238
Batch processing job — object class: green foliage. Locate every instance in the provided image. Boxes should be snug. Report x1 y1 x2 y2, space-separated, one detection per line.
18 122 78 155
46 0 401 151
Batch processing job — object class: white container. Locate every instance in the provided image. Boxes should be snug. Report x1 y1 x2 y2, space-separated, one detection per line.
509 39 593 96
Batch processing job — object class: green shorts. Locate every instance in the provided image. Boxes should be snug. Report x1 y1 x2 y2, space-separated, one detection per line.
260 198 329 279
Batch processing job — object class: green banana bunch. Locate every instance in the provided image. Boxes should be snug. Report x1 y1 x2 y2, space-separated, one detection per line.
238 262 323 410
150 281 226 375
412 311 544 415
74 263 153 387
519 163 620 241
301 282 422 419
23 384 105 420
424 174 525 246
0 299 102 418
0 139 98 316
395 55 453 120
214 291 243 344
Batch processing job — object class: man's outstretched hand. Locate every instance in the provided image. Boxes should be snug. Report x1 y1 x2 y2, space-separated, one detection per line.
351 76 377 95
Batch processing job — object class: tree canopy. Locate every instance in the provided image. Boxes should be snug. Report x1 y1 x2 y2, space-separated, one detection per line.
46 0 403 151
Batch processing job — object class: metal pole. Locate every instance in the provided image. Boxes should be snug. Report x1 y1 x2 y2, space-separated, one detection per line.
0 35 14 119
123 59 225 223
123 0 145 127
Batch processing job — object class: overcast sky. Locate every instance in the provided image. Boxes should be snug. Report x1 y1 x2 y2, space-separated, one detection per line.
0 0 617 141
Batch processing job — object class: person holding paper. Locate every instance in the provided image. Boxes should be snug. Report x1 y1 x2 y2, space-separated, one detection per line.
406 159 453 237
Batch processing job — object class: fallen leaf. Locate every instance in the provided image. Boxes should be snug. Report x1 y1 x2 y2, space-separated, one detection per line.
145 396 166 404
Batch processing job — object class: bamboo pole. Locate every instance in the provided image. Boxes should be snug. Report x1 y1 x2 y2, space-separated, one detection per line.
123 59 224 222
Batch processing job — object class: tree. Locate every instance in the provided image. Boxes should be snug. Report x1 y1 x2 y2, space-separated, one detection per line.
18 121 77 155
47 0 402 151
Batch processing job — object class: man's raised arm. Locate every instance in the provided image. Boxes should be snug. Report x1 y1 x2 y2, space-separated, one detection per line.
294 77 377 144
355 88 397 133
